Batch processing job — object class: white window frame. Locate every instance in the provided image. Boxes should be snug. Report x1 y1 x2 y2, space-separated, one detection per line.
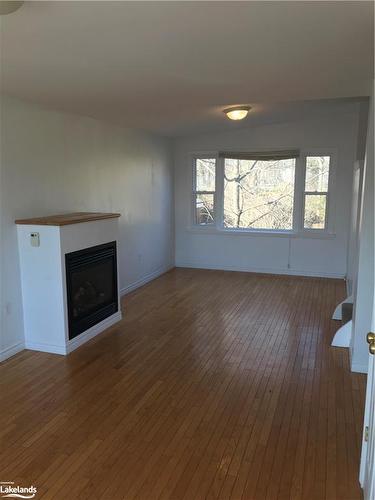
192 155 218 226
220 155 298 234
190 148 336 238
300 150 336 235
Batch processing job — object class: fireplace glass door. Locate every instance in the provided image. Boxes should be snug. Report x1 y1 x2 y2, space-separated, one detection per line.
65 241 118 340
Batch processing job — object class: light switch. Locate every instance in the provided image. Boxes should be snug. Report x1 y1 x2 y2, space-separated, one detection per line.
30 232 40 247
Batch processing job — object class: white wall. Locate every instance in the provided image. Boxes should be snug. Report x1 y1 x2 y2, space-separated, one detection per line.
346 101 370 295
0 96 174 359
174 104 362 278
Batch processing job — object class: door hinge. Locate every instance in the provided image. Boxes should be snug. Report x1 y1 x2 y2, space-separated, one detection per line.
365 426 369 442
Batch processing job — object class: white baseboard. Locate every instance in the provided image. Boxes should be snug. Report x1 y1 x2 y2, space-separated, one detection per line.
0 341 25 362
66 311 122 354
349 346 369 374
351 362 368 374
25 341 67 355
120 264 175 296
4 265 174 361
175 262 345 279
26 311 123 356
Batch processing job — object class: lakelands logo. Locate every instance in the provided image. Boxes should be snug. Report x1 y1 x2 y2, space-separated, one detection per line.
0 482 37 499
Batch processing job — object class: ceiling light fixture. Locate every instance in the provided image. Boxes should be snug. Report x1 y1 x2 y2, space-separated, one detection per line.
0 1 24 15
224 106 251 121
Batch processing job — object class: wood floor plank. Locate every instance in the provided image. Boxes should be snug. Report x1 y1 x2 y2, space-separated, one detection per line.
0 268 366 499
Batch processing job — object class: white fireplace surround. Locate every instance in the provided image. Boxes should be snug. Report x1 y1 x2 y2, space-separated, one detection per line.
16 214 122 355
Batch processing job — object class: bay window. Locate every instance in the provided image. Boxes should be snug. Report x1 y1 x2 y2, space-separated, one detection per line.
223 157 296 230
192 150 334 235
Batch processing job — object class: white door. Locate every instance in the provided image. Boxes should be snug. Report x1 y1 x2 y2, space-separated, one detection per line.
360 303 375 499
358 89 374 499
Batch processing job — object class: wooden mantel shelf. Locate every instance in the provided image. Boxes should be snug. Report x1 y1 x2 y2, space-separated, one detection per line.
15 212 121 226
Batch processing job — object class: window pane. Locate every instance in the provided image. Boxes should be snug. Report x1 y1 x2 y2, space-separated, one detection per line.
196 158 216 191
223 158 295 230
305 156 330 192
304 194 327 229
195 193 214 225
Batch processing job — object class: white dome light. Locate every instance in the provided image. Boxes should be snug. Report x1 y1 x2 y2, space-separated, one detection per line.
224 106 251 121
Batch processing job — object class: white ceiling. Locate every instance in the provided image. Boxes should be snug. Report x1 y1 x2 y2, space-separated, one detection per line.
1 1 373 136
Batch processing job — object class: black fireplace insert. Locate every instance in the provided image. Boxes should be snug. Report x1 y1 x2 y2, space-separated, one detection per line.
65 241 118 340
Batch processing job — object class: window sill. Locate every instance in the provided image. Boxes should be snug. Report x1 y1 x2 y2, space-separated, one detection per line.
187 226 336 240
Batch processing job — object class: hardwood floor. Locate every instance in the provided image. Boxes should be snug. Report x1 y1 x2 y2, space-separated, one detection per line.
0 268 366 499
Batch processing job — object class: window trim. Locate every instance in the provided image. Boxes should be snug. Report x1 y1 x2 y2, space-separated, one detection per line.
190 148 337 237
299 149 336 235
220 155 297 233
302 192 328 231
192 155 217 226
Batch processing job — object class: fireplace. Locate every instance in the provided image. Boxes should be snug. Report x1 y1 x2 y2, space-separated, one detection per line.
65 241 118 340
16 213 121 355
